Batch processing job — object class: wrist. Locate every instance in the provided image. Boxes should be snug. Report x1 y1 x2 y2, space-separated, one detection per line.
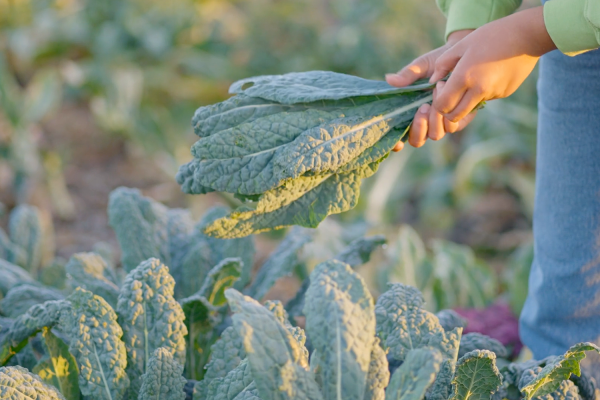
510 7 557 56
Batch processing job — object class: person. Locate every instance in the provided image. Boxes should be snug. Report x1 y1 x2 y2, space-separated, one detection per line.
386 0 600 379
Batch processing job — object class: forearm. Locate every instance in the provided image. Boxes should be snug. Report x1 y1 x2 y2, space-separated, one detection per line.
437 0 600 56
507 6 556 57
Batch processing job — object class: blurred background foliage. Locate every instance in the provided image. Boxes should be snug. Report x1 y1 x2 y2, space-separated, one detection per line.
0 0 538 312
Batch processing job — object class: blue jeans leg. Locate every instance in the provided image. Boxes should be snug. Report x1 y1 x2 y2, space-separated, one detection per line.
519 48 600 376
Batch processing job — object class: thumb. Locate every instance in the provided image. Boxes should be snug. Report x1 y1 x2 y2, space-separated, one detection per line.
429 49 461 83
386 56 433 87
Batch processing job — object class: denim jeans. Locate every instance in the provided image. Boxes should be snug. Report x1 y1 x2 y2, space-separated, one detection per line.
519 47 600 377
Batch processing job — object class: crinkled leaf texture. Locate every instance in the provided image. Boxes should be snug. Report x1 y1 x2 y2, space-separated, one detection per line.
335 235 386 269
225 289 322 400
520 343 600 400
138 347 187 400
179 71 436 238
518 367 581 400
0 300 66 366
425 360 456 400
364 338 390 400
182 94 429 196
60 288 130 400
374 284 461 400
33 327 81 400
435 310 468 333
0 365 66 400
449 350 502 400
570 372 597 400
458 333 508 359
1 283 64 319
204 358 255 400
193 325 247 400
228 71 435 104
502 358 554 388
203 162 382 239
116 258 187 398
385 348 442 400
263 300 309 366
108 187 255 296
245 227 312 300
108 187 187 273
66 252 120 308
375 283 460 362
304 260 375 400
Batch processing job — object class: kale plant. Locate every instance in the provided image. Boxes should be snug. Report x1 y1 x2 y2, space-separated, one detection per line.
177 71 437 238
0 204 48 276
0 190 597 400
0 258 188 400
0 255 598 400
108 187 255 297
188 261 599 400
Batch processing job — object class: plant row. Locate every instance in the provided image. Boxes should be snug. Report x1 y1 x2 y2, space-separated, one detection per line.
0 188 596 400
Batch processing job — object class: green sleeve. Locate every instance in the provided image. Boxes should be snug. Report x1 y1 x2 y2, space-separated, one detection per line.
543 0 600 56
436 0 522 39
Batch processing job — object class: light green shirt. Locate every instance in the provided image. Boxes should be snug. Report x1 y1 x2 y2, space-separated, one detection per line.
436 0 600 56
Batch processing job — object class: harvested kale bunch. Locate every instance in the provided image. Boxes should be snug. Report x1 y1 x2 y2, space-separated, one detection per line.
177 71 435 238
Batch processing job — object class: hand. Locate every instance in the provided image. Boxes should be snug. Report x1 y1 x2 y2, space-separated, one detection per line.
386 30 475 151
430 6 556 123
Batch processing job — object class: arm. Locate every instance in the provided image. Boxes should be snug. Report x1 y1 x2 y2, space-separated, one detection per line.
386 0 523 151
431 6 556 123
387 0 600 151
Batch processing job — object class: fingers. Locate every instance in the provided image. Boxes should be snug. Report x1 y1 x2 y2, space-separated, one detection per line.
443 89 484 122
432 76 468 116
428 105 446 141
444 117 460 134
392 141 404 152
429 48 461 83
392 101 478 153
456 110 477 131
408 103 430 148
386 56 432 87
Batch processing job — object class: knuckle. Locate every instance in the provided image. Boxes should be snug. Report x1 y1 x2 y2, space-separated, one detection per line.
435 101 450 114
446 112 460 123
454 74 469 88
470 82 485 95
413 116 426 128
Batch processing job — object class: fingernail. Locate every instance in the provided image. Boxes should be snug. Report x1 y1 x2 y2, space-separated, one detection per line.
385 73 395 80
419 104 430 114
